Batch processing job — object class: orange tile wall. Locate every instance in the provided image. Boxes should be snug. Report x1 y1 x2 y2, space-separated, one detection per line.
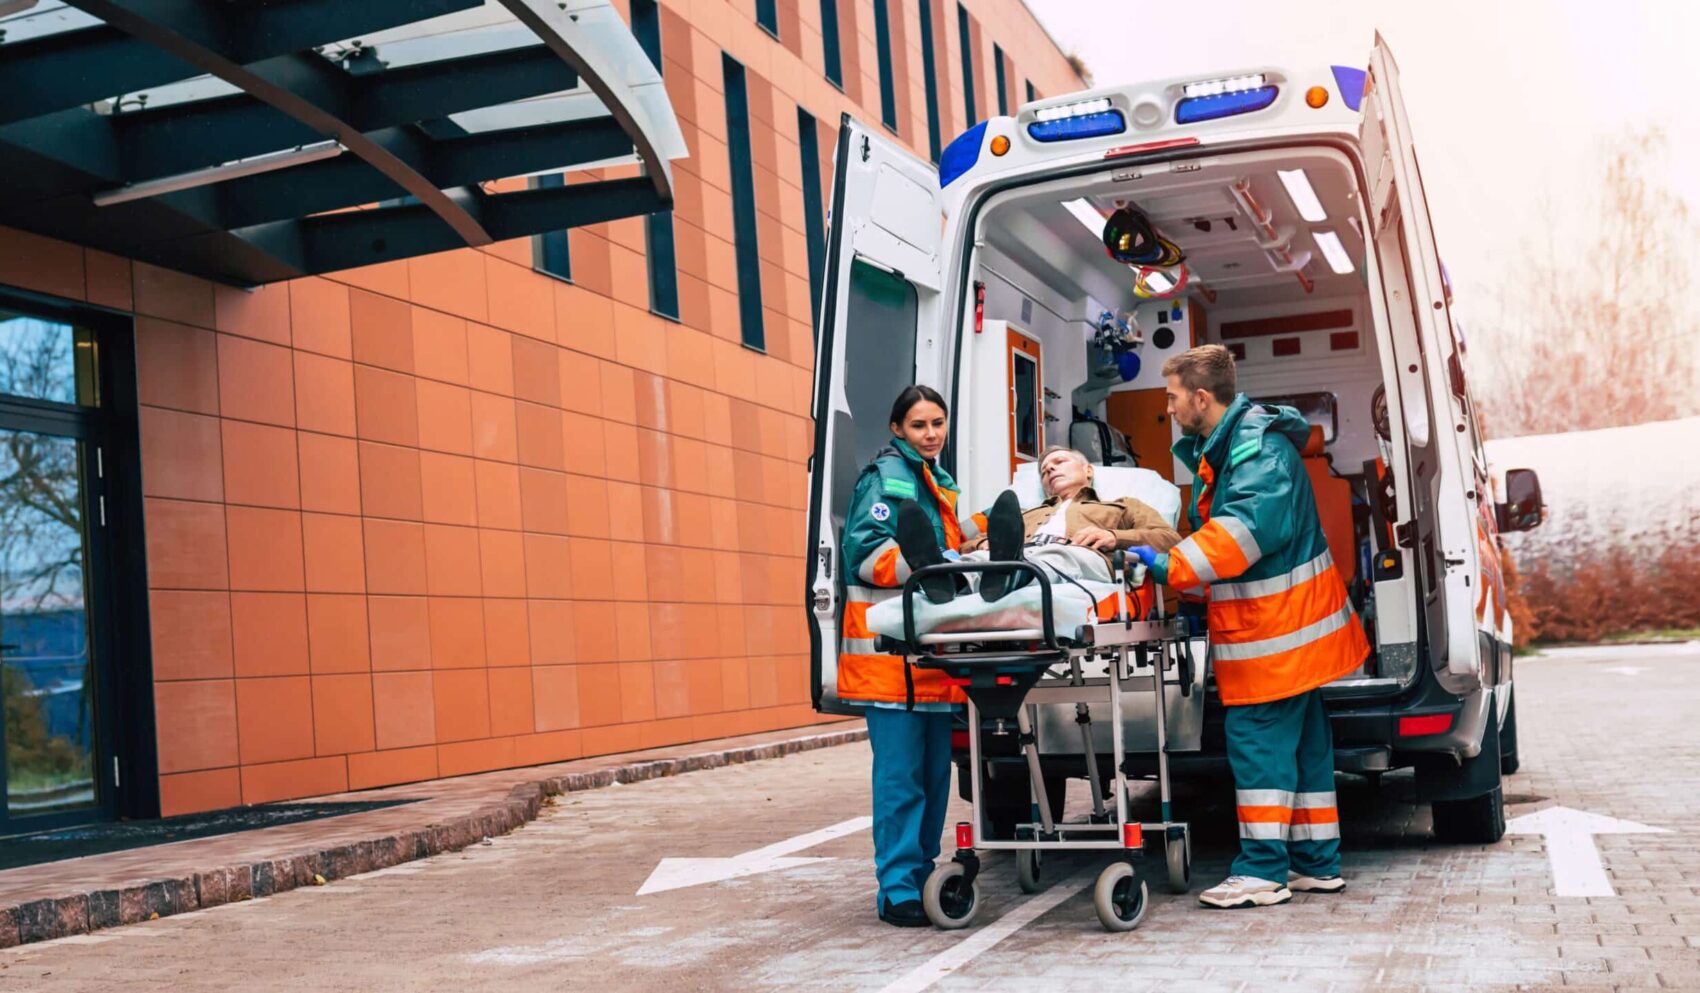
0 0 1084 816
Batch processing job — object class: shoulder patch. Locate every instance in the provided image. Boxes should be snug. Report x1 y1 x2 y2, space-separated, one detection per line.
882 477 917 499
869 502 892 522
1228 439 1262 468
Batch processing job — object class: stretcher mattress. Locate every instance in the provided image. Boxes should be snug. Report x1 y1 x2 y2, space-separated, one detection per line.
864 566 1151 642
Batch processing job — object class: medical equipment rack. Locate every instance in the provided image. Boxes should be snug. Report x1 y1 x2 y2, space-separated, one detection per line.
877 555 1194 932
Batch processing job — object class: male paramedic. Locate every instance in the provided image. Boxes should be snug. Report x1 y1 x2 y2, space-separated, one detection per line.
1128 345 1369 909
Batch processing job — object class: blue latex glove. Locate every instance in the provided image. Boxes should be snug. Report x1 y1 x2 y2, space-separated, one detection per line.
941 549 962 562
1126 545 1159 569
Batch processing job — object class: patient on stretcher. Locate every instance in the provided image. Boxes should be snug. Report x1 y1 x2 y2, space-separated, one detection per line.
897 447 1181 605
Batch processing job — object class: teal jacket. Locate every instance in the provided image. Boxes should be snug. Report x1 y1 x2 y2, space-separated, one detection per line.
1153 394 1368 705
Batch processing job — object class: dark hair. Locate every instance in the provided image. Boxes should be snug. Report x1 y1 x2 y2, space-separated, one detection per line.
1161 344 1237 405
888 384 949 427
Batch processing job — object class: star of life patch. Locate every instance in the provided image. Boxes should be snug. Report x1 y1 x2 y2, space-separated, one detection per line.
870 502 891 522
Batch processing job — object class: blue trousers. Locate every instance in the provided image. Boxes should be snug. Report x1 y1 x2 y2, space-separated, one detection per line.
1224 688 1341 883
864 707 954 907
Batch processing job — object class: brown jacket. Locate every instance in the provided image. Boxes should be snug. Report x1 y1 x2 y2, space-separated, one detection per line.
967 487 1182 563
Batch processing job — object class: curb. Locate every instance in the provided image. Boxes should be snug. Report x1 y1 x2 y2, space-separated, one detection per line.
0 725 867 948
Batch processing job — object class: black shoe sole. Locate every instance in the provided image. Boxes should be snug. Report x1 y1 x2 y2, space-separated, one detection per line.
980 489 1026 602
893 500 954 604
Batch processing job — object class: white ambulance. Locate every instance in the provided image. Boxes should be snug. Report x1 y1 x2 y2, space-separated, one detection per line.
805 37 1544 842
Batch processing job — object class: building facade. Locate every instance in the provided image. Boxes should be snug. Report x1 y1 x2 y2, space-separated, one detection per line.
0 0 1082 827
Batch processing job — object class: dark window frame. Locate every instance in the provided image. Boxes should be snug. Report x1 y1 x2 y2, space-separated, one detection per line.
722 54 766 351
993 43 1008 116
1026 79 1037 104
755 0 779 37
797 107 827 340
820 0 843 89
630 0 680 320
956 3 976 127
531 173 573 283
917 0 943 161
871 0 898 132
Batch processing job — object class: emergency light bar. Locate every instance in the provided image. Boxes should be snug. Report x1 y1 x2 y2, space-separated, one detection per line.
1182 73 1266 99
1027 96 1125 143
1175 84 1279 124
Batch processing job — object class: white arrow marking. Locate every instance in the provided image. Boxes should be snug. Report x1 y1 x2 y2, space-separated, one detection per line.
637 816 872 895
1506 806 1668 897
1602 666 1646 676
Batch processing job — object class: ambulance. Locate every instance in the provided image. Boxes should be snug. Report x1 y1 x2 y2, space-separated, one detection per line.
805 37 1545 842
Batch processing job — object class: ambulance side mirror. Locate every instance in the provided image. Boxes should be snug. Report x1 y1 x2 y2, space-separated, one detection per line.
1496 468 1544 533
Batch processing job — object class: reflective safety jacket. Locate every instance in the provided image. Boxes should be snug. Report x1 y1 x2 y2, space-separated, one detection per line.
839 439 969 707
1152 394 1369 706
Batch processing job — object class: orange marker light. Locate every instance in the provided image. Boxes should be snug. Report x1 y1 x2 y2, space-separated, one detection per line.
1305 86 1330 109
990 134 1011 156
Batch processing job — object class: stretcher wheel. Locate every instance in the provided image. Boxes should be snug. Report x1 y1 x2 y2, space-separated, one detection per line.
1015 849 1043 893
1093 863 1148 932
1165 829 1191 894
922 862 980 930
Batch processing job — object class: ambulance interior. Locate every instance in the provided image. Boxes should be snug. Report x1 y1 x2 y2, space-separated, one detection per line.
963 146 1402 682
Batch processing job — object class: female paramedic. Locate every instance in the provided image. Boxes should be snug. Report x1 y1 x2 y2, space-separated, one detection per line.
839 385 972 927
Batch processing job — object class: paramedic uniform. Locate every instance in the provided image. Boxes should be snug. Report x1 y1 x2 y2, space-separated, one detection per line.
840 438 969 909
1150 395 1370 883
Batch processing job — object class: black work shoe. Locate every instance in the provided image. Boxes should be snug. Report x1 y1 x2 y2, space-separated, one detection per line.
879 898 929 927
894 500 955 604
979 489 1028 603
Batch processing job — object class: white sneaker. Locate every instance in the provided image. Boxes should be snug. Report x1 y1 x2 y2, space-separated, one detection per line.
1198 874 1292 909
1287 872 1346 893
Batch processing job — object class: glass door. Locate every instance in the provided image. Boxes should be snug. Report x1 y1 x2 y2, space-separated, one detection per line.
0 306 115 832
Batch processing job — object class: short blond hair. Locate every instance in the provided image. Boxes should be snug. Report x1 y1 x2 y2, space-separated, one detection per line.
1161 344 1237 404
1039 446 1090 466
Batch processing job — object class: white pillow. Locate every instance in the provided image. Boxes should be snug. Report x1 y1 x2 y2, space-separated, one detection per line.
1009 462 1182 527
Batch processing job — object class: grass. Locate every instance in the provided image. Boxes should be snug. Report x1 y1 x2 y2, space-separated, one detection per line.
1601 627 1700 644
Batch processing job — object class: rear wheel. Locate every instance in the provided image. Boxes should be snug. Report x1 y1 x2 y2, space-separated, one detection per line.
1016 848 1043 893
922 862 979 930
1432 784 1507 843
1093 863 1148 932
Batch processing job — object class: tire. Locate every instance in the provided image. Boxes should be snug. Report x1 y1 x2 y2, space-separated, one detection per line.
1016 848 1043 893
922 862 980 930
1093 862 1148 932
1164 830 1191 894
1432 783 1507 844
1499 688 1521 775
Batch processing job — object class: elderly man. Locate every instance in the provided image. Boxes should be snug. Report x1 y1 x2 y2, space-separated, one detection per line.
893 446 1180 603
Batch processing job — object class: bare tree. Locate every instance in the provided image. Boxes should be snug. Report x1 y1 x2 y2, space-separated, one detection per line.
1470 127 1700 437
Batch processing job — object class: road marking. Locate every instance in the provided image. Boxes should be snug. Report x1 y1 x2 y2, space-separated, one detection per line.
1506 805 1669 897
1603 666 1646 676
875 867 1094 993
637 816 872 895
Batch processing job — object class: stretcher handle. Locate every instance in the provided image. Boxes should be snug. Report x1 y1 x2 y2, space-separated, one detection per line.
899 560 1060 656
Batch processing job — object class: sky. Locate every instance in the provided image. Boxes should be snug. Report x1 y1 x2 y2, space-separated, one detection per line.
1024 0 1700 324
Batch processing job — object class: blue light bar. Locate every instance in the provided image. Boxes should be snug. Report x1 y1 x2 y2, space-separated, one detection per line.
1025 110 1126 144
1331 66 1367 112
939 121 987 187
1174 85 1279 125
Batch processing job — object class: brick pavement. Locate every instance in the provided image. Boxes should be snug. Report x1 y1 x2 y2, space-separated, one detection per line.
0 642 1696 992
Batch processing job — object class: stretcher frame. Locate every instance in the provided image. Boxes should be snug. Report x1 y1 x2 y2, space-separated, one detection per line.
878 554 1194 931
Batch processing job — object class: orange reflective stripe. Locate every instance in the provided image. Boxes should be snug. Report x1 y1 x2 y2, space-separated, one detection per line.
920 464 963 550
838 652 965 705
1165 551 1205 590
1187 518 1253 579
1236 805 1294 824
1291 807 1339 825
1212 616 1369 706
871 547 902 588
843 600 872 638
1209 566 1348 645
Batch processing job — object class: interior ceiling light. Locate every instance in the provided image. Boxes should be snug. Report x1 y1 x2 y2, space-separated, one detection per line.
1277 168 1327 223
1313 229 1355 274
1063 198 1107 237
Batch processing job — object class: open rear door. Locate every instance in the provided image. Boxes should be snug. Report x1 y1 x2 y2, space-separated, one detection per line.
1360 35 1482 691
806 115 944 714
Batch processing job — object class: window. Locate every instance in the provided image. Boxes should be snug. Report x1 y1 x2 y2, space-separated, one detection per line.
871 0 898 130
1026 79 1037 103
956 3 976 127
820 0 842 87
993 44 1009 116
722 54 765 350
631 0 679 318
756 0 779 36
797 107 827 338
533 174 571 281
916 0 943 161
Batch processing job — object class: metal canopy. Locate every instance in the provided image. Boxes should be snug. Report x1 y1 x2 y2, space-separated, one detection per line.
0 0 688 285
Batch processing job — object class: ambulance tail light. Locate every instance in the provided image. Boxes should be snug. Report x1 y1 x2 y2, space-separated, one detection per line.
1399 713 1454 737
1175 74 1279 125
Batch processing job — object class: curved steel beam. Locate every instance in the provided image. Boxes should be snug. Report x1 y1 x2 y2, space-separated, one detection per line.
67 0 494 246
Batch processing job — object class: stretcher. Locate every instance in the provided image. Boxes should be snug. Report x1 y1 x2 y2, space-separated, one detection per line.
874 552 1194 932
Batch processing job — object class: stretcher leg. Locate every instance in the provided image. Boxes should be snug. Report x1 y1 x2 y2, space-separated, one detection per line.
1018 704 1055 836
1077 702 1107 821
